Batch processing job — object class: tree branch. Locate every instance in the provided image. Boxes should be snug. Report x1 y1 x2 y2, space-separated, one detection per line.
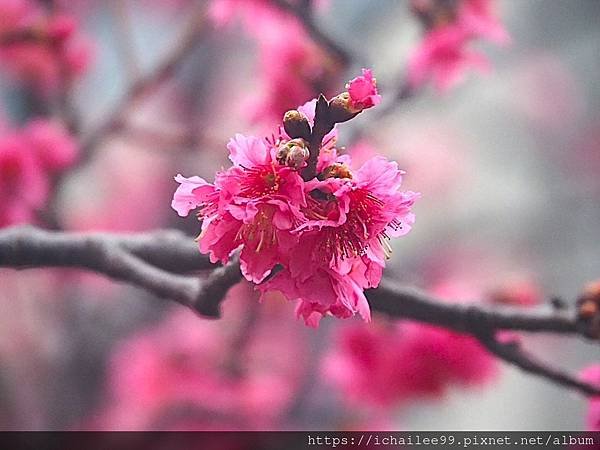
269 0 353 65
475 333 600 396
0 226 237 316
0 225 598 396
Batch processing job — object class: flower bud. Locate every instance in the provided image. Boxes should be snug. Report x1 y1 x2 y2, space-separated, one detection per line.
276 138 309 170
328 93 361 123
576 281 600 339
283 110 311 140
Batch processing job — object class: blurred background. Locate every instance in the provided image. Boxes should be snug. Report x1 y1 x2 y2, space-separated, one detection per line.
0 0 599 430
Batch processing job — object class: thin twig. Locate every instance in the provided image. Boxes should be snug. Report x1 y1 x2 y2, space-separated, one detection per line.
269 0 352 65
78 2 208 162
476 332 600 396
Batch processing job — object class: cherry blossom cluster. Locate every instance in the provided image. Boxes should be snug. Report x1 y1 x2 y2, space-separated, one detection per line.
408 0 509 92
173 70 418 326
0 118 77 227
0 0 92 91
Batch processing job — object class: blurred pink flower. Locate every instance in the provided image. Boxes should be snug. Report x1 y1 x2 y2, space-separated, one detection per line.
209 0 341 125
0 128 50 227
324 317 497 408
457 0 510 44
408 0 508 92
408 26 490 92
0 116 78 227
87 283 307 430
0 1 93 91
23 119 78 172
580 365 600 431
64 143 172 232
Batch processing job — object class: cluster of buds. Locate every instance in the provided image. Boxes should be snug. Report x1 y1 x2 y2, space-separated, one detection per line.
577 281 600 339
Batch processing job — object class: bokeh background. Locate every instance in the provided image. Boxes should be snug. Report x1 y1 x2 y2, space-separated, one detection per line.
0 0 599 430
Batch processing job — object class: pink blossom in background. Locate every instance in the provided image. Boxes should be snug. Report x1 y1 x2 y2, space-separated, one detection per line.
0 1 93 91
251 16 341 125
64 143 172 232
23 120 78 172
323 317 497 408
408 0 508 92
209 0 341 126
0 138 47 227
87 283 307 430
0 118 78 227
457 0 510 44
408 26 490 92
0 0 35 32
580 365 600 431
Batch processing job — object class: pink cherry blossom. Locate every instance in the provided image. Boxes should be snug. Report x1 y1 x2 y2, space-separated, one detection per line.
173 132 306 283
346 68 381 111
458 0 510 44
173 70 418 326
209 0 340 125
408 26 490 92
260 156 418 326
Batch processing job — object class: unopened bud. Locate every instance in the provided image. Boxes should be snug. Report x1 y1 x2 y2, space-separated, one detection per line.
328 93 360 123
576 280 600 339
276 138 309 170
317 163 353 180
283 110 311 140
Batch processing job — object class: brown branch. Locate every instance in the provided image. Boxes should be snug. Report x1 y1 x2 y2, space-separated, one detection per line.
268 0 352 65
0 225 598 396
476 333 600 396
0 226 237 316
367 280 577 335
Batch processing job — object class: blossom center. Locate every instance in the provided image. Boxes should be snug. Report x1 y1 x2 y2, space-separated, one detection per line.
240 164 282 198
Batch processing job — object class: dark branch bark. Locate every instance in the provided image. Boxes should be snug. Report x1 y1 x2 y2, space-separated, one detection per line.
476 333 600 396
0 225 598 396
0 226 236 316
269 0 353 65
367 280 577 336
